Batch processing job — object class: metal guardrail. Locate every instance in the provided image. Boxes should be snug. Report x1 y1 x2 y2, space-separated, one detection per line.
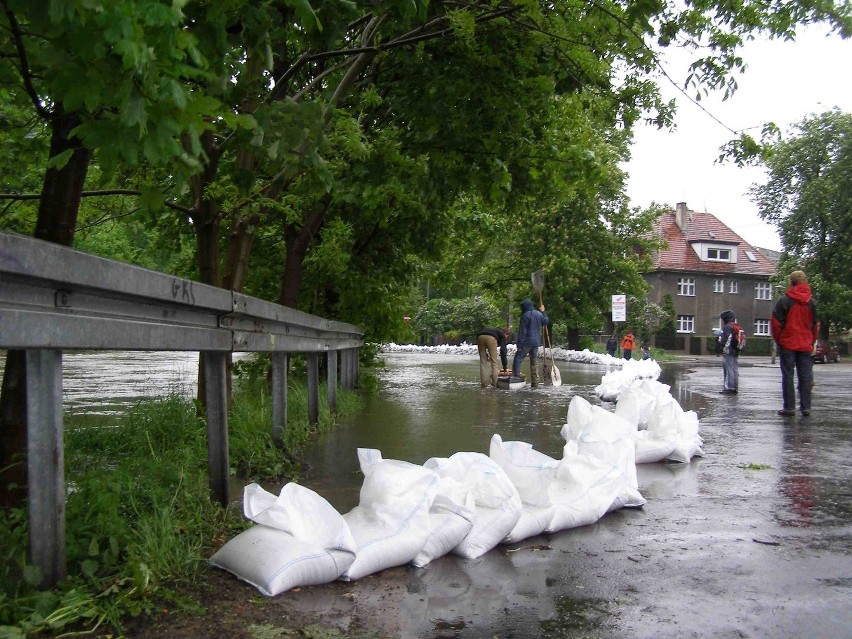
0 230 365 586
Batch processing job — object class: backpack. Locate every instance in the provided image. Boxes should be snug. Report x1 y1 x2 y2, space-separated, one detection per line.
731 322 746 351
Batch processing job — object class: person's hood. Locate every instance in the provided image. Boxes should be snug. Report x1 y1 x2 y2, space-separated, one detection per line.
720 310 736 323
520 299 534 313
787 282 812 304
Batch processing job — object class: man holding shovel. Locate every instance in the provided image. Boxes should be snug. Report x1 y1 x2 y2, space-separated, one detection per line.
511 299 548 388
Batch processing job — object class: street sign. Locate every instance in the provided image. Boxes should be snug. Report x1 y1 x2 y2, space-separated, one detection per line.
612 294 626 322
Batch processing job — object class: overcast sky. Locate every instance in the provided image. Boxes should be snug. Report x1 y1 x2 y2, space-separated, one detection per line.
623 24 852 252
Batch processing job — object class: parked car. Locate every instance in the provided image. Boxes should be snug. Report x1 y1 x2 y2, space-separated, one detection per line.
813 340 840 364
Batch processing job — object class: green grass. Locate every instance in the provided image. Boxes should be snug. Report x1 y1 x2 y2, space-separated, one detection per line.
0 370 363 638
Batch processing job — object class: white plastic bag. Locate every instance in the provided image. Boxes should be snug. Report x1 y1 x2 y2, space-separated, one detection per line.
340 449 439 580
425 451 522 559
209 482 356 596
412 476 475 568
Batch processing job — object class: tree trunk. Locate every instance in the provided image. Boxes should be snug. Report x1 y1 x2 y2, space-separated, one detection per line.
189 131 223 408
0 109 90 508
278 205 327 308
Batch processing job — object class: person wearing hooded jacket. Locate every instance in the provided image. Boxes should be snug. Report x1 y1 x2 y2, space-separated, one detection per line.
770 270 820 416
511 299 548 387
718 310 739 394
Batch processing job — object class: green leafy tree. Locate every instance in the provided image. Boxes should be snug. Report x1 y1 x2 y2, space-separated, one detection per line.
746 111 852 336
658 294 678 338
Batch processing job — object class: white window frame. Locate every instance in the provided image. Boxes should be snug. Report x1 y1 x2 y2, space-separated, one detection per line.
729 280 738 294
713 279 724 293
678 277 696 297
755 282 772 300
706 247 732 262
754 319 770 336
677 315 695 333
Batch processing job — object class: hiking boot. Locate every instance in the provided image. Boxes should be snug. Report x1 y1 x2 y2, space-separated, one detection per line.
801 409 811 416
777 409 795 416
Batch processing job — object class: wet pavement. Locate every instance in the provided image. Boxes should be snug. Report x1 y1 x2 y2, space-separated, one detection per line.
279 353 852 639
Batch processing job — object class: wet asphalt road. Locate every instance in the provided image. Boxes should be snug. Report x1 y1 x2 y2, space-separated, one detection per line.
265 354 852 639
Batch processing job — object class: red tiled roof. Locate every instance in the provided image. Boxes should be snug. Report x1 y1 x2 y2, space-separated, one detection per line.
648 211 776 276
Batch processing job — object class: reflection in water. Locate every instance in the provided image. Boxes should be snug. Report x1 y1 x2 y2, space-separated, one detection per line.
778 424 818 528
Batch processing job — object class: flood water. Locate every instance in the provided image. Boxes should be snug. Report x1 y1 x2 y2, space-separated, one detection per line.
0 350 202 415
300 352 678 511
3 349 851 637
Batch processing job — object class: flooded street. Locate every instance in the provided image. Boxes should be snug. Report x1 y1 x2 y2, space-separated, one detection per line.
3 349 851 637
288 351 852 639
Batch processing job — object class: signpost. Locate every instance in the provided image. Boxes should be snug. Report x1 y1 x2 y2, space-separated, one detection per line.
612 294 626 323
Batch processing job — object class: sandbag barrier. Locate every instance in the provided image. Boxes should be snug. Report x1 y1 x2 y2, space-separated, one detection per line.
210 359 702 595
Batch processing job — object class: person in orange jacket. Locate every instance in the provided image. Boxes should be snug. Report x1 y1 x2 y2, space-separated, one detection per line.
620 331 635 360
770 270 820 416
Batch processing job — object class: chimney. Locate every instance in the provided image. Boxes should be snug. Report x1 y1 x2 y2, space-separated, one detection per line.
675 202 690 232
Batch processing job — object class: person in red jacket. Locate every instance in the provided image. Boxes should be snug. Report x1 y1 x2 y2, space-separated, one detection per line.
770 270 820 416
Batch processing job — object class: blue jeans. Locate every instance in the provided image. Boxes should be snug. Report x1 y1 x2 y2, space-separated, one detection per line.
512 346 539 385
779 348 813 411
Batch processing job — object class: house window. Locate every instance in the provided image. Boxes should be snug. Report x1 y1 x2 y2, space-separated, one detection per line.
754 319 770 336
677 315 695 333
755 282 772 300
707 247 731 261
678 278 695 296
729 280 738 294
713 279 724 293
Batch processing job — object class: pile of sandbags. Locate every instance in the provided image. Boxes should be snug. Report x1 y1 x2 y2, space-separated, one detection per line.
593 362 704 464
211 431 645 595
210 359 702 596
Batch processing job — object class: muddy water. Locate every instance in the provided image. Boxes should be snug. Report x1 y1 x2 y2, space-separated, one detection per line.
284 354 852 639
0 350 201 415
300 352 686 513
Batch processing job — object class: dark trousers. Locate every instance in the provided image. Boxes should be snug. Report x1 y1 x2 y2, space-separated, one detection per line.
779 348 813 411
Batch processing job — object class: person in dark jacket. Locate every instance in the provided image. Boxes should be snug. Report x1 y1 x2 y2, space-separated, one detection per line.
511 299 548 387
718 309 739 394
476 327 509 388
770 270 820 416
606 334 618 357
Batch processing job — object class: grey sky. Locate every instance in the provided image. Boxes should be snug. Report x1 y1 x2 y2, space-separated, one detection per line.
624 24 852 252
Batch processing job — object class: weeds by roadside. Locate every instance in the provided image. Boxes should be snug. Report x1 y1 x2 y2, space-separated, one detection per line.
0 365 364 638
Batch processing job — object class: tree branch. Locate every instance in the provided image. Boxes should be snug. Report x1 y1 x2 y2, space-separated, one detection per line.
1 0 51 120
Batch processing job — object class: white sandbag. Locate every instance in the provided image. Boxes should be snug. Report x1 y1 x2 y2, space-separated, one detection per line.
488 435 558 542
595 358 662 402
634 430 677 464
489 435 643 538
649 397 704 463
340 449 439 581
425 451 522 559
563 395 634 444
412 476 475 568
562 397 638 486
614 386 658 430
545 441 642 531
575 435 640 494
209 483 356 596
504 505 556 543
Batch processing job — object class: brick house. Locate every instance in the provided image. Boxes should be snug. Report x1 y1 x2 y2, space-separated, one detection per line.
643 202 777 345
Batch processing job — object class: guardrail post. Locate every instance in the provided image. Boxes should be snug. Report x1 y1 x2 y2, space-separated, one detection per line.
203 352 229 507
340 349 353 390
26 349 66 587
306 353 319 424
271 352 288 446
327 350 338 412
